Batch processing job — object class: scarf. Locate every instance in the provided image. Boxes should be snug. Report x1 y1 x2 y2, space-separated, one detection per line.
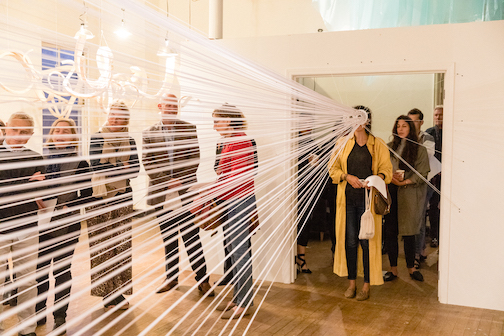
96 125 131 198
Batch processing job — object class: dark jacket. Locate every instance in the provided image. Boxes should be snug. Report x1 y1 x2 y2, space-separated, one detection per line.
0 146 46 234
43 146 93 236
425 125 442 162
142 120 200 206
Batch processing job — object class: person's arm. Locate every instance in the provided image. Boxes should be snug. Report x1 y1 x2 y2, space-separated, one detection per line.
423 133 436 159
67 160 94 208
214 140 223 173
327 139 345 184
409 146 430 185
376 138 393 184
142 128 168 181
398 146 430 186
127 137 140 179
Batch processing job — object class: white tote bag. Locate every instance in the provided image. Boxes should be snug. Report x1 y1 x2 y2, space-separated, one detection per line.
358 188 375 240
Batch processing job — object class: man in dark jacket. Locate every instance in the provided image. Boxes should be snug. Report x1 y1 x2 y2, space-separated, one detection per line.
142 94 213 296
0 112 46 336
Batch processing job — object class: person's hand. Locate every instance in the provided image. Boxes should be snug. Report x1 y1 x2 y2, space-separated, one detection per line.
167 178 183 189
391 176 402 186
308 154 318 166
392 172 404 182
36 199 46 209
392 178 412 187
29 171 45 181
189 194 203 214
346 174 364 189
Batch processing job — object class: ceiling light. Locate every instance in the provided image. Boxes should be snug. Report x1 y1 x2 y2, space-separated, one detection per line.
157 38 178 57
74 23 95 40
115 8 131 39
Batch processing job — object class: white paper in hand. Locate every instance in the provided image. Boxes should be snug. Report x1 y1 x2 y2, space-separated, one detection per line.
365 175 387 199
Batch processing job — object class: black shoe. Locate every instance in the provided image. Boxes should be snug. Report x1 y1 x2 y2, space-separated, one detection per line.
10 290 17 307
295 254 312 274
383 271 398 282
198 282 215 297
419 255 427 262
410 271 424 282
36 316 47 326
156 280 178 293
53 317 66 335
430 238 438 248
2 288 11 305
18 333 37 336
414 259 420 269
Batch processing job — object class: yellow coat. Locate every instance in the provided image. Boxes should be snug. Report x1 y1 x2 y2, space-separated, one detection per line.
328 134 393 285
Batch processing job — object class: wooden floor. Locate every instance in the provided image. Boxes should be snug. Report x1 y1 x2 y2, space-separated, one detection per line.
3 219 504 336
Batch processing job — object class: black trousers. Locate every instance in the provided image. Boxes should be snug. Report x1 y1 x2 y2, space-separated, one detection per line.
345 197 369 283
156 207 208 283
383 185 416 269
36 226 80 319
297 181 319 247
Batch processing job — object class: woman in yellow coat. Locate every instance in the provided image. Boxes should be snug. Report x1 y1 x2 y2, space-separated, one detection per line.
328 106 392 300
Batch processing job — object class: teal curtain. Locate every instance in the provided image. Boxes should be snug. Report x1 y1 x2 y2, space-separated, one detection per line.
312 0 504 32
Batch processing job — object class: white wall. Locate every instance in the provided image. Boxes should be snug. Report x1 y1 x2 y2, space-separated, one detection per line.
216 21 504 311
298 74 436 141
148 0 326 38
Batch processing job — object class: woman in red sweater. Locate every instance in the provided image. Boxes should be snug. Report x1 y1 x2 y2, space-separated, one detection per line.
213 104 256 319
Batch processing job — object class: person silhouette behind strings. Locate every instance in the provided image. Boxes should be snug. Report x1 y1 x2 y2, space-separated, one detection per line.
213 118 259 286
142 93 213 296
35 118 93 334
425 106 443 248
0 119 17 307
0 112 47 336
407 108 435 267
88 101 140 310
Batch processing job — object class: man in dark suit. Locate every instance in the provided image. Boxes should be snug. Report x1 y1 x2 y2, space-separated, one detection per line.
142 94 213 296
0 112 46 336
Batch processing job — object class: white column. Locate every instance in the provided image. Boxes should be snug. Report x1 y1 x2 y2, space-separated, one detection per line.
209 0 223 39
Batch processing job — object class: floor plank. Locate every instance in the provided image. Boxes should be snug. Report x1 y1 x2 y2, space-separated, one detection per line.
2 220 503 335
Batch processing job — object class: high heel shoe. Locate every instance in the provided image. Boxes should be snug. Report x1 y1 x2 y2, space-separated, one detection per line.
295 254 312 274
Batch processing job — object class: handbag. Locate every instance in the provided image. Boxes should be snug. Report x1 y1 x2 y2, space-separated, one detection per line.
359 188 375 240
372 186 392 216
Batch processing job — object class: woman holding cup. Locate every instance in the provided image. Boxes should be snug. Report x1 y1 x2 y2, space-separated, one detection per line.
383 115 430 282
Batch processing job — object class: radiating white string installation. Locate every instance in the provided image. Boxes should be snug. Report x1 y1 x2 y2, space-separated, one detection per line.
0 1 444 335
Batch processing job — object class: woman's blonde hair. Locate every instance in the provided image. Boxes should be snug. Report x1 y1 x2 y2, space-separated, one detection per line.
46 118 79 149
212 104 247 131
109 100 130 119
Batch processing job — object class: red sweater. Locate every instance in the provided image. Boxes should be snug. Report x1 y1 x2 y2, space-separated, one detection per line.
215 133 255 200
